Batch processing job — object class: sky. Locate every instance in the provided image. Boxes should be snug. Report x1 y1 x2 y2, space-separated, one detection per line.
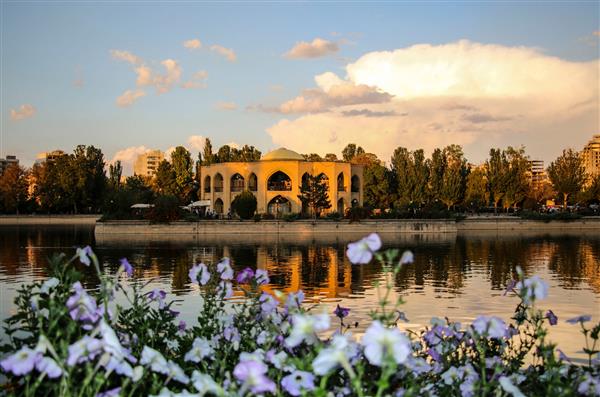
1 1 599 175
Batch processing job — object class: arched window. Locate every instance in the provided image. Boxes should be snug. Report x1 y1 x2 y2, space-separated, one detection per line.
338 198 345 215
268 195 291 217
204 175 211 193
301 172 311 189
214 173 224 192
267 171 292 191
317 173 329 189
248 173 258 191
337 172 345 192
230 173 245 192
214 198 224 214
351 175 360 193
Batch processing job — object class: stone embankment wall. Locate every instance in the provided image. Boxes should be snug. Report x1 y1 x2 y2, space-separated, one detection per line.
0 215 100 225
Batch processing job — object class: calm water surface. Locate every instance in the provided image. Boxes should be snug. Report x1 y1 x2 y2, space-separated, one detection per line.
1 225 599 361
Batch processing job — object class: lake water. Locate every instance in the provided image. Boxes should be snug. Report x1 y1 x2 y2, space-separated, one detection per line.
1 225 599 362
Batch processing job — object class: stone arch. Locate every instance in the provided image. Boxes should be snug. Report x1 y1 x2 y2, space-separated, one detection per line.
317 173 329 189
267 171 292 191
337 172 345 192
204 175 211 193
351 175 360 193
301 172 311 189
248 173 258 191
267 195 292 217
230 173 245 192
214 173 224 192
214 198 224 214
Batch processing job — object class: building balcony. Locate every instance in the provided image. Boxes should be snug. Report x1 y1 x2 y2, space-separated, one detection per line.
268 182 292 191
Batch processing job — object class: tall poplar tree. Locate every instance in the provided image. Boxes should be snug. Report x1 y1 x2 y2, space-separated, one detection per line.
547 148 587 209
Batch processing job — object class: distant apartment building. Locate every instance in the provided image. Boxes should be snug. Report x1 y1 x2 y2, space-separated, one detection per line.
581 134 600 180
0 155 19 175
35 150 65 164
528 160 547 190
134 150 165 177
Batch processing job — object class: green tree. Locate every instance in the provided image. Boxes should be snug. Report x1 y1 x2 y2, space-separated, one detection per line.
579 174 600 203
238 145 262 161
390 147 412 206
154 160 177 196
547 148 587 209
297 174 331 218
486 148 508 213
231 190 258 219
109 161 123 191
0 164 29 214
125 175 155 203
428 148 447 204
202 138 215 165
216 145 232 163
324 153 338 161
303 153 323 161
502 147 530 211
465 167 489 209
72 145 107 213
170 146 194 201
342 143 365 162
439 145 469 210
364 162 394 209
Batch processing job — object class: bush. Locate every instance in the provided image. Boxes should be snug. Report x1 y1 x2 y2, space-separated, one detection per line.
325 212 341 221
253 213 262 222
519 210 581 222
1 239 598 396
282 212 300 222
261 213 275 220
231 190 257 220
345 206 371 222
146 195 181 223
100 190 136 220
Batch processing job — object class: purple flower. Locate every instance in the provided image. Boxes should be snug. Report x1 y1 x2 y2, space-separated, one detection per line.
233 360 276 394
566 315 592 324
399 250 414 265
217 258 234 280
66 282 100 324
546 310 558 326
178 320 187 334
503 279 517 296
255 269 269 285
516 275 548 305
96 388 121 397
472 316 507 339
119 258 134 277
281 371 315 396
67 335 103 366
0 346 40 376
285 291 305 312
346 233 382 264
36 356 62 378
334 304 350 319
147 289 167 309
236 268 254 284
427 348 442 362
362 321 411 366
260 293 278 315
217 281 233 299
76 246 94 266
189 263 210 286
557 349 572 363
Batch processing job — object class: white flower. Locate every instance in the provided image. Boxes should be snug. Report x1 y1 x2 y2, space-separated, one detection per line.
362 321 411 366
40 278 60 294
217 281 233 299
515 275 548 305
189 263 210 286
399 250 414 265
441 366 460 385
499 376 526 397
346 233 382 264
184 337 214 363
286 313 330 348
217 258 234 280
472 316 507 339
312 334 357 375
166 360 190 384
141 346 169 375
191 371 221 395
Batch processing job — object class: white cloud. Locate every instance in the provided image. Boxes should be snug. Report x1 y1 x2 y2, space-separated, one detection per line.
136 59 182 94
285 38 339 59
225 142 240 149
187 135 206 151
183 38 202 50
181 70 208 89
111 146 151 175
267 40 599 163
116 89 146 107
10 104 36 121
216 101 237 111
594 31 600 37
110 49 143 65
210 45 237 62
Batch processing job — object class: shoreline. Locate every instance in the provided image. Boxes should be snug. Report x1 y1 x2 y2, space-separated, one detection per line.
0 215 101 225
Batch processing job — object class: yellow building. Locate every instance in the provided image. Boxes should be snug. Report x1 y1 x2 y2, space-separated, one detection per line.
581 134 600 181
134 150 165 177
199 148 364 215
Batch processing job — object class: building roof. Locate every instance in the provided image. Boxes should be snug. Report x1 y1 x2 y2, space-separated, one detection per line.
261 147 305 161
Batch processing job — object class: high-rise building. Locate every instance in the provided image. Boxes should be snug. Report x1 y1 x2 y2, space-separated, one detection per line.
35 150 65 164
134 150 165 177
0 155 19 175
581 134 600 180
528 160 547 190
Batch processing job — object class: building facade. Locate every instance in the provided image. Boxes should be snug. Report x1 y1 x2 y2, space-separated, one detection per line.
582 134 600 181
199 148 364 216
0 155 19 175
134 150 165 177
528 160 547 190
35 150 65 164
